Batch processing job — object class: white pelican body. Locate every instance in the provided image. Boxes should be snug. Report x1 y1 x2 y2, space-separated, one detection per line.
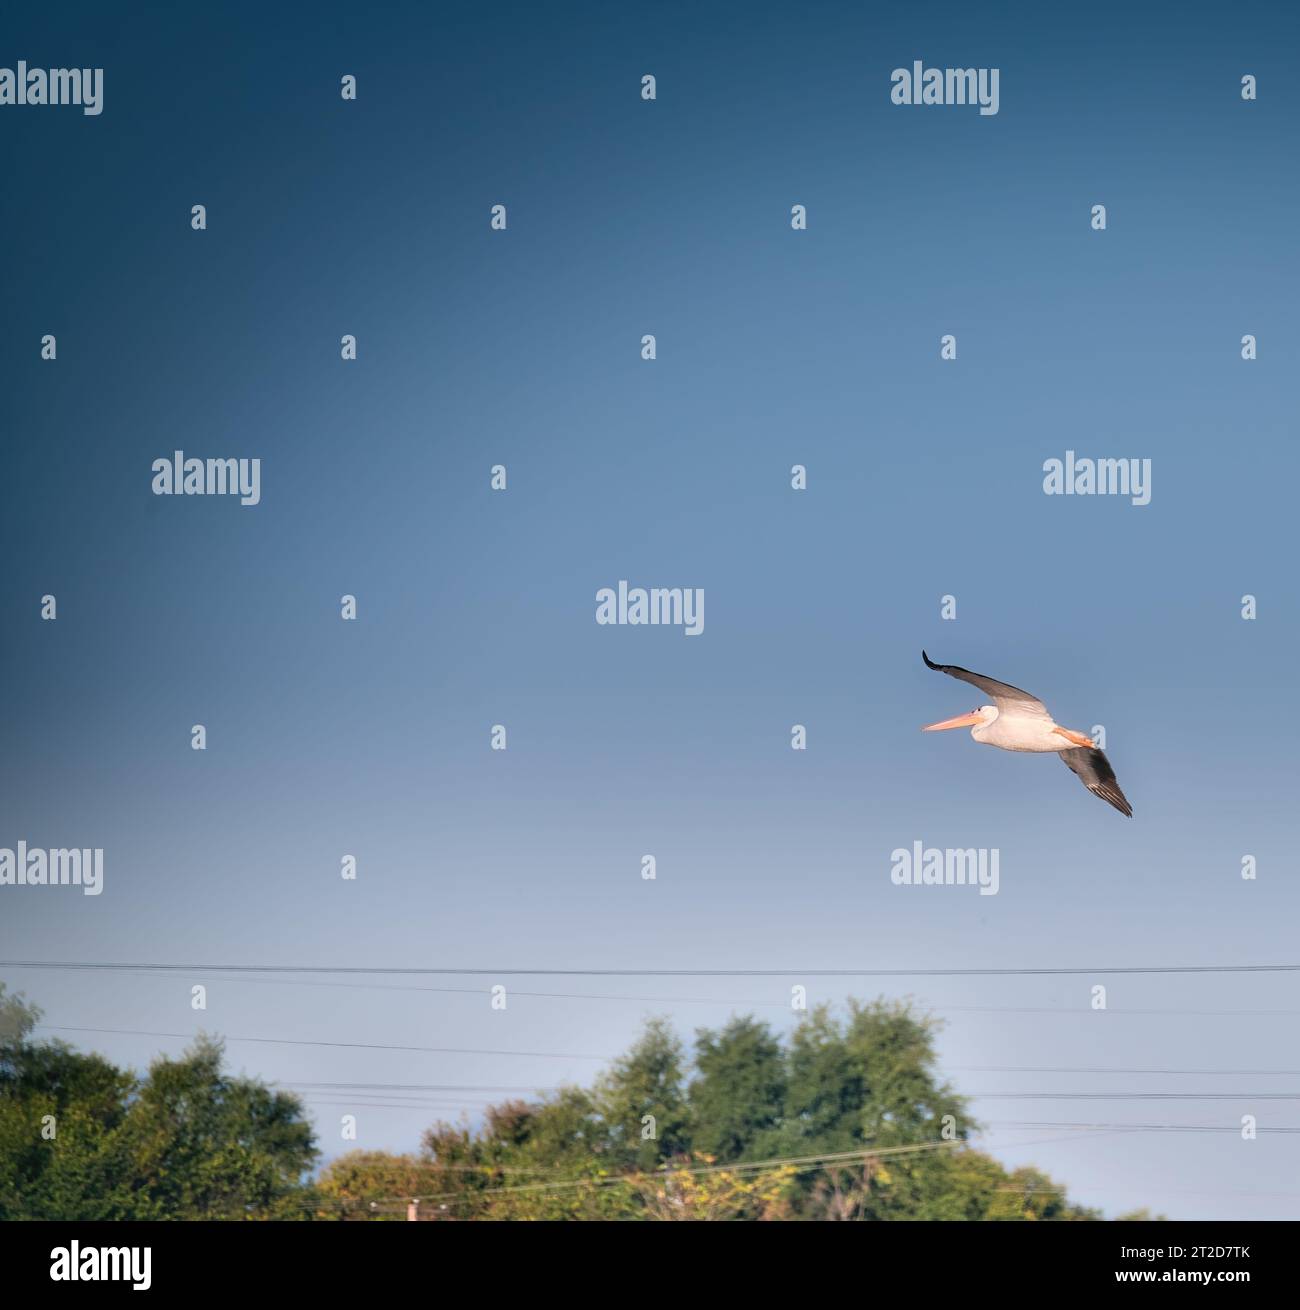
966 706 1076 753
921 651 1133 816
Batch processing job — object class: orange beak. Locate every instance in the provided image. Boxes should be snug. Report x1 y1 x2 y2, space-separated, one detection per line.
921 711 983 732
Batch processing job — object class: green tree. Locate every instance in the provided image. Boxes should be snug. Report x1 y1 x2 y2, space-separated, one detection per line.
406 1001 1102 1222
116 1036 317 1219
689 1015 786 1161
316 1150 434 1219
0 985 317 1220
592 1017 690 1169
5 985 1122 1221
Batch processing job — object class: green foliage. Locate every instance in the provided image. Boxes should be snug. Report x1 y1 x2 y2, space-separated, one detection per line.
690 1016 786 1161
410 999 1100 1221
315 1150 433 1219
0 984 317 1220
1 984 1119 1221
592 1017 690 1169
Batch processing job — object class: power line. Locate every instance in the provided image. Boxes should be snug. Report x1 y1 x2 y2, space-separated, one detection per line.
304 1099 500 1112
32 1024 1300 1108
279 1073 1300 1095
989 1121 1300 1133
360 1138 977 1206
352 1127 1150 1210
939 1005 1300 1017
306 1153 575 1176
7 965 791 1007
952 1065 1300 1076
281 1128 1142 1213
977 1092 1300 1101
295 1089 1300 1108
35 1024 610 1061
299 1092 526 1104
284 1073 1300 1093
284 1082 561 1093
12 965 1300 1020
7 959 1300 978
32 1026 1300 1086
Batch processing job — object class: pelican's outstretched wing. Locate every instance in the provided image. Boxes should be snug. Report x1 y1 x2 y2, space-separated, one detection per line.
921 650 1051 720
1059 747 1133 817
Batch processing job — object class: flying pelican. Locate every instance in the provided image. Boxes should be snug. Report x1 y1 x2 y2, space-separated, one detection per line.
920 651 1132 816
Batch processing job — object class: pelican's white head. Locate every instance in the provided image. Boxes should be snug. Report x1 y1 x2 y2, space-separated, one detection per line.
921 705 998 736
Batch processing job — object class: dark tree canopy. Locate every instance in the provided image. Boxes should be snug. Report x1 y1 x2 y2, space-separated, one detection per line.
3 984 1121 1221
0 984 317 1220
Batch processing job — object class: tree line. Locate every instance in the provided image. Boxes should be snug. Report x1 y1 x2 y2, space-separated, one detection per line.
1 984 1145 1220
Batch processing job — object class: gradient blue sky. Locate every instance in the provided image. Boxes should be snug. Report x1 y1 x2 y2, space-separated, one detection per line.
2 0 1298 1218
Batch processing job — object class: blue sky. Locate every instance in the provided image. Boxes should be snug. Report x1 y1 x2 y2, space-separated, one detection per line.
2 0 1298 1218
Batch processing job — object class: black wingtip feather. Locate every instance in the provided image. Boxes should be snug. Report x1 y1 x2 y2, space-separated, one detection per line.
922 650 941 670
